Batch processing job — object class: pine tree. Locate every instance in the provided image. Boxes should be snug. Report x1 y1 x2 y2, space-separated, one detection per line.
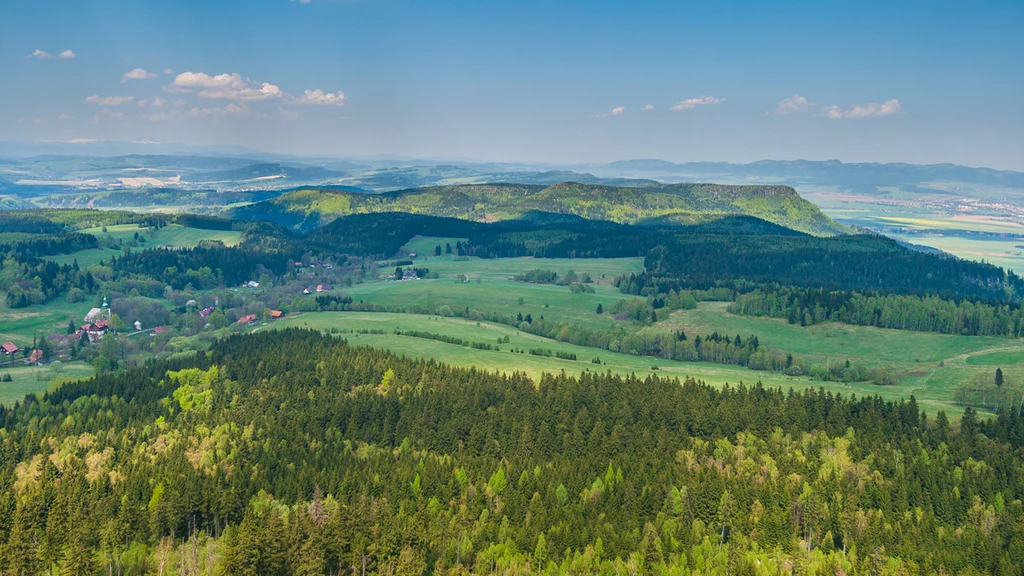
995 368 1004 388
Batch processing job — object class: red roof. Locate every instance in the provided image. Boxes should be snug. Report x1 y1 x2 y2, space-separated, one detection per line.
1 342 18 354
270 310 283 319
153 326 166 334
28 349 43 362
238 314 257 324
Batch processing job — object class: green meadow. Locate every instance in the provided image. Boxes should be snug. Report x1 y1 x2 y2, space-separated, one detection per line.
268 310 1008 417
46 223 243 267
0 299 95 350
0 360 94 406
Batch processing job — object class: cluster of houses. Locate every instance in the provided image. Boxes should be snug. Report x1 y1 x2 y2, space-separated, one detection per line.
2 342 44 365
302 284 334 295
380 270 421 282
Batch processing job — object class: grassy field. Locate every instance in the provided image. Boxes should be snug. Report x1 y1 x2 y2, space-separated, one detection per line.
663 302 1012 368
46 224 243 267
346 278 631 330
663 302 1024 417
269 311 832 387
0 360 94 405
0 299 96 350
394 239 645 286
268 311 1003 417
354 244 645 330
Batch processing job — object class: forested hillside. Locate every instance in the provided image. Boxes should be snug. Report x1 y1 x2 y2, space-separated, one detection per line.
0 329 1022 574
227 182 846 235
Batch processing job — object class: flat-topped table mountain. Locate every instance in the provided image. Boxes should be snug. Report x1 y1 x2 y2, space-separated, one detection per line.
228 181 847 235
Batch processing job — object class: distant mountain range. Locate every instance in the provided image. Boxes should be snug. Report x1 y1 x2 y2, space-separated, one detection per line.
593 159 1024 192
2 145 1022 198
227 182 847 236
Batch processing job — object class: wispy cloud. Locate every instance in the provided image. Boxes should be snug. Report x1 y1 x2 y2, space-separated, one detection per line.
826 99 902 119
774 94 815 115
670 95 724 111
137 97 168 108
295 89 346 106
595 106 626 119
30 49 53 59
773 94 903 119
641 104 654 111
57 113 74 120
85 95 135 106
163 68 176 75
122 68 156 82
58 49 75 59
167 71 284 101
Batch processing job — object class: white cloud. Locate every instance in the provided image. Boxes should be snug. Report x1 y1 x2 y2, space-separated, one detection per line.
295 89 346 106
669 95 723 111
85 94 135 106
163 68 175 75
66 138 98 144
642 104 654 111
58 49 75 59
773 94 903 119
57 113 74 120
30 49 52 59
595 106 626 118
167 71 284 101
774 94 815 115
122 68 156 82
826 99 903 119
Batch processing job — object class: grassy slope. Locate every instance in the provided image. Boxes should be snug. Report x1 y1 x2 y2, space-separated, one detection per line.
0 361 94 405
267 311 988 418
328 241 1024 417
230 182 847 235
45 224 243 267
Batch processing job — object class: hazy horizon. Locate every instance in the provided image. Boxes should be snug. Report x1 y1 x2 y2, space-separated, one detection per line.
3 0 1022 170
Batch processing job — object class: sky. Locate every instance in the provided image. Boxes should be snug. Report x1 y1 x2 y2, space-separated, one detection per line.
1 0 1022 169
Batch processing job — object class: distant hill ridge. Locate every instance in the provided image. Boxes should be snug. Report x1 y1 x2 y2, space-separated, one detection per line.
228 181 847 235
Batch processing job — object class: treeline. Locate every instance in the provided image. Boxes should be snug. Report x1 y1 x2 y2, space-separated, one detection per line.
111 244 291 289
2 259 98 308
0 231 97 259
318 294 889 383
729 286 1024 336
394 329 497 351
618 234 1022 304
0 330 1022 574
0 209 167 231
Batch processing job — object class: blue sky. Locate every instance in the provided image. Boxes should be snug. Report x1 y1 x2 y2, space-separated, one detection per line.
2 0 1022 168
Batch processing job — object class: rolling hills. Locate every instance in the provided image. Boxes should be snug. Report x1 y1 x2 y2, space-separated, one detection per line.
229 181 847 235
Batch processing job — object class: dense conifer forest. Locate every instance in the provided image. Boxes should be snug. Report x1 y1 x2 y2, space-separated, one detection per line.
0 330 1022 574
